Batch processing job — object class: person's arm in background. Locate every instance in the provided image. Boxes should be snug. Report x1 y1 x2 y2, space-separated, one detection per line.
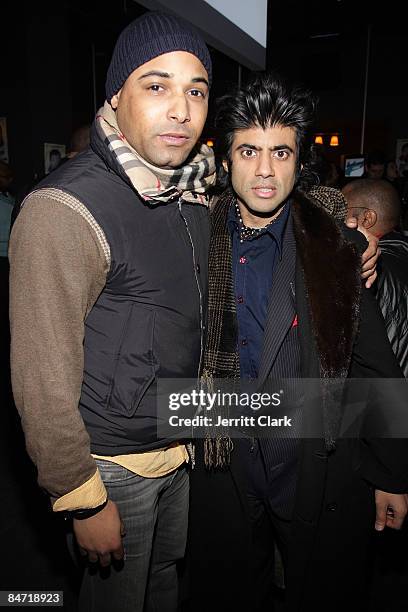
345 216 379 288
342 228 408 532
341 225 408 530
351 285 408 530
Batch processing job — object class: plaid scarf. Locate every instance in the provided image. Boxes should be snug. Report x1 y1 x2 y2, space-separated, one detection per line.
95 102 216 206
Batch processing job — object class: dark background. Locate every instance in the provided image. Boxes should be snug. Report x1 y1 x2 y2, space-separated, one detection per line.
1 1 407 609
1 0 407 187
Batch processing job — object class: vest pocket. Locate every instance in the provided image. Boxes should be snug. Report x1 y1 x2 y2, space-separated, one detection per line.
107 304 158 417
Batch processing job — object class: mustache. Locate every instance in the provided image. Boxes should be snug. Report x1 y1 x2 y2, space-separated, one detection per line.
157 127 193 138
250 182 278 189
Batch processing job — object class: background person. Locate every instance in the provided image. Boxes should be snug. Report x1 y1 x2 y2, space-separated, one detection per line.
343 178 408 376
364 150 386 179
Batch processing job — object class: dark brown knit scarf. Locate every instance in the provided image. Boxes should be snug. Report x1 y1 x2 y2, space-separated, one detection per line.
202 187 361 468
202 190 239 468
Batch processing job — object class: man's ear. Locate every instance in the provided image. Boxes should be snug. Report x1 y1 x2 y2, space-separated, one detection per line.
362 208 377 229
110 90 121 110
222 159 229 173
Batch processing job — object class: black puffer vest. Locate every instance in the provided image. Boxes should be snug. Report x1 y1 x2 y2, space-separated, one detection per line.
39 125 209 454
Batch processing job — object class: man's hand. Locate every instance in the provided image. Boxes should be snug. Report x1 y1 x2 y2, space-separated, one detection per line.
374 490 408 531
73 500 125 567
345 217 380 289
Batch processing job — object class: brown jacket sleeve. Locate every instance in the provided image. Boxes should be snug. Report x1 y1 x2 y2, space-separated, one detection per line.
9 191 109 505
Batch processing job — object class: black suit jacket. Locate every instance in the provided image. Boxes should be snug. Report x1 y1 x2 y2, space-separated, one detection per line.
186 202 408 612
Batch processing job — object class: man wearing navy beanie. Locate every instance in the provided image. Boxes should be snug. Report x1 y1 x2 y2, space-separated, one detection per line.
105 11 212 101
10 10 214 612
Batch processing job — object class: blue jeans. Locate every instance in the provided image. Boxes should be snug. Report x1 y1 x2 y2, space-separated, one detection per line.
78 461 189 612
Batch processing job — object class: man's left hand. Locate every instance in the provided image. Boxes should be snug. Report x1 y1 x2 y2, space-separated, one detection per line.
345 217 380 289
374 490 408 531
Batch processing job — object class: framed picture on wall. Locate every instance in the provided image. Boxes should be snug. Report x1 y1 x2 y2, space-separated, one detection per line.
0 117 9 162
342 154 365 178
44 142 66 174
396 138 408 177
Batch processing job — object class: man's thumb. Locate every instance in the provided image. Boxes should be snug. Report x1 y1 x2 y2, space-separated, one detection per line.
345 216 358 228
375 507 386 531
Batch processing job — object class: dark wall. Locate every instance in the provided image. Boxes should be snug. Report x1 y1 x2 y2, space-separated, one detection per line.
1 1 147 191
1 0 242 193
3 0 405 192
3 2 75 188
266 2 407 166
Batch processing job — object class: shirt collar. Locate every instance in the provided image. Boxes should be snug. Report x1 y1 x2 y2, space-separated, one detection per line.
227 198 291 258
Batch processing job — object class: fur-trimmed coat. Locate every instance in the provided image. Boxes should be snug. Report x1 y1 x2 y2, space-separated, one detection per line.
186 189 408 612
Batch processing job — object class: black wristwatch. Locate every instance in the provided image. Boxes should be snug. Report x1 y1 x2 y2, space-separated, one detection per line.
64 498 108 521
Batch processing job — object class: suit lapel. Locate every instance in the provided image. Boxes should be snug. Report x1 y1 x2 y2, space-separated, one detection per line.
257 212 296 386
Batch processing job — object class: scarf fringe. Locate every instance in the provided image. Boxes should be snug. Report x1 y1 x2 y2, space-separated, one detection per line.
204 436 234 469
201 367 236 469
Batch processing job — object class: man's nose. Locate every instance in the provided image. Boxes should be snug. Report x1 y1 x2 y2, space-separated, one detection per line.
168 94 191 123
255 154 275 178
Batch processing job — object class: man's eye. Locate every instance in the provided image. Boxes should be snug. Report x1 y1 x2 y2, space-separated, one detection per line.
275 150 289 160
242 150 256 158
149 84 164 92
189 89 205 97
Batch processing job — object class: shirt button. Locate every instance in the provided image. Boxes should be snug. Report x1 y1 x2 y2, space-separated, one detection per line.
196 264 201 273
241 338 248 346
239 256 247 264
237 295 244 304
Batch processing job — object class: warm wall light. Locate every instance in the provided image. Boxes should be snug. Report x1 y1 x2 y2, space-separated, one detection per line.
330 135 339 147
206 139 214 147
314 135 324 145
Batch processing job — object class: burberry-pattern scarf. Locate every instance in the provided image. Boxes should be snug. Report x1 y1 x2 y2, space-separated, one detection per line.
95 102 216 205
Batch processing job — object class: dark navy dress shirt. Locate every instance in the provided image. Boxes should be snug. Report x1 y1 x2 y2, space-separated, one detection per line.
227 202 290 379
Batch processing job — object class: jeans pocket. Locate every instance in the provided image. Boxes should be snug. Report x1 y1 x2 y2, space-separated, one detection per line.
95 459 139 484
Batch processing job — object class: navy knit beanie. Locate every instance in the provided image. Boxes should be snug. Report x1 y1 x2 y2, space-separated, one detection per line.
105 11 212 102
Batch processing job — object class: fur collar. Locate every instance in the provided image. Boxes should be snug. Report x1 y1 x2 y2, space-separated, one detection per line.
208 187 362 380
203 187 363 463
291 189 361 379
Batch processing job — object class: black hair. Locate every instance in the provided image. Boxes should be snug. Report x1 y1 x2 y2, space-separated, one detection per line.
365 150 386 167
68 125 91 154
214 72 318 192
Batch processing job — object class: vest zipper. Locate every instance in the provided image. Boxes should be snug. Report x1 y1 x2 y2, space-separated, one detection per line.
178 199 204 468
